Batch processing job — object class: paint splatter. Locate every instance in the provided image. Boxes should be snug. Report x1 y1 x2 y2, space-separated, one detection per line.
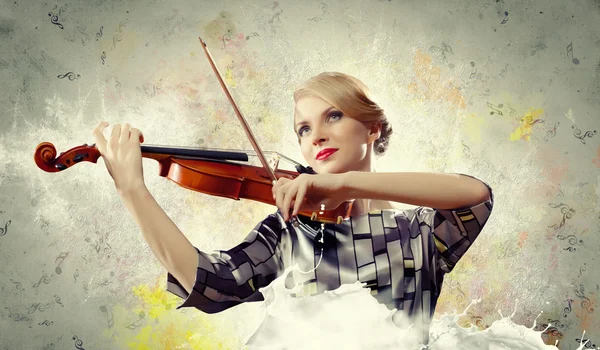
408 50 466 109
518 231 529 248
101 276 243 349
509 108 544 141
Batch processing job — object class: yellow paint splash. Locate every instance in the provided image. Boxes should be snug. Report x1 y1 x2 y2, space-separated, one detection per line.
225 64 236 88
509 108 544 141
102 276 243 349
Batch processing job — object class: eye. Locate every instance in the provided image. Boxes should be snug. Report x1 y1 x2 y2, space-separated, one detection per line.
298 125 309 137
327 111 343 121
297 111 343 138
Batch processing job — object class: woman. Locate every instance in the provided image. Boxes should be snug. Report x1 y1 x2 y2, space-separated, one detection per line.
92 72 494 344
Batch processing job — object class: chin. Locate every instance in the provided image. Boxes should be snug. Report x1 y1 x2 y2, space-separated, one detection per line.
313 162 348 174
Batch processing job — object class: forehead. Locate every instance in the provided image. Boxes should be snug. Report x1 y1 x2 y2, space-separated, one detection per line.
294 95 333 120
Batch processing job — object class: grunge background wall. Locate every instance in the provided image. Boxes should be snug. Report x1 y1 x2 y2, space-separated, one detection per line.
1 0 599 348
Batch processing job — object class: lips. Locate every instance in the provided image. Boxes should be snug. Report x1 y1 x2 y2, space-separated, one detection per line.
316 148 338 160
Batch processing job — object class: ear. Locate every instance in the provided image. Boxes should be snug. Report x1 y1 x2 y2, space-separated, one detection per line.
367 121 382 143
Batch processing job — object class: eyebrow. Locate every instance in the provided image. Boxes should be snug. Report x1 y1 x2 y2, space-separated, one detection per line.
294 106 336 131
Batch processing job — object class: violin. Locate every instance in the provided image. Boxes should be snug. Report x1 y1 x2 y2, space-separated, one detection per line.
34 37 353 225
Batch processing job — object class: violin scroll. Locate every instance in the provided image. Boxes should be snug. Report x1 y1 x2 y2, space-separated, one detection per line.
35 142 101 173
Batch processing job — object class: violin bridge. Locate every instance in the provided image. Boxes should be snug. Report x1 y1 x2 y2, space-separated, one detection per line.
269 154 280 171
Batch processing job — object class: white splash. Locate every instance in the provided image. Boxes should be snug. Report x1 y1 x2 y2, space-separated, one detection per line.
244 265 597 350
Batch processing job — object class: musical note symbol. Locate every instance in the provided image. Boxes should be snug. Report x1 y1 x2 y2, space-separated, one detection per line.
563 299 573 317
90 237 100 253
566 42 580 65
487 101 503 116
104 238 112 254
7 308 30 322
98 271 115 287
506 103 516 116
245 32 259 40
101 51 106 65
501 11 509 24
571 124 597 144
578 263 587 277
0 219 11 236
57 72 81 81
461 140 471 157
48 12 64 29
576 338 596 349
222 29 233 49
32 273 51 288
499 63 509 78
48 297 61 310
27 302 52 314
10 279 24 291
72 335 85 350
521 115 544 125
39 216 49 235
99 305 115 329
73 269 79 283
55 252 69 275
469 61 477 79
96 25 103 40
544 121 560 142
111 21 125 50
125 311 145 329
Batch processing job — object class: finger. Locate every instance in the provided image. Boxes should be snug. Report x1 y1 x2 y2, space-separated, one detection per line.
293 185 307 217
130 128 144 143
275 184 288 216
272 177 290 199
92 121 110 154
272 179 278 199
281 186 296 221
274 186 283 212
119 123 131 144
110 124 122 145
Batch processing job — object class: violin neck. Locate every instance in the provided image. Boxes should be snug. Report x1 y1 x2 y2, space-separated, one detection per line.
140 145 248 162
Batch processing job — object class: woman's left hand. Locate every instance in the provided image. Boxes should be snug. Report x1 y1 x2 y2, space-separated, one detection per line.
272 173 348 221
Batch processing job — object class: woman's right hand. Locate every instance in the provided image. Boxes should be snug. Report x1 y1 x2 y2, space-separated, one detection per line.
92 121 146 194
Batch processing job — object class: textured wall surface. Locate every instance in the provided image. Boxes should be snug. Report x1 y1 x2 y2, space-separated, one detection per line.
1 0 599 349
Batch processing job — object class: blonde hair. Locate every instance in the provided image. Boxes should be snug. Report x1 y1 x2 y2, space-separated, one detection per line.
293 72 393 156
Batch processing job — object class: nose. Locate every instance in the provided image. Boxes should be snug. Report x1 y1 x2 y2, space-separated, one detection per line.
311 125 327 145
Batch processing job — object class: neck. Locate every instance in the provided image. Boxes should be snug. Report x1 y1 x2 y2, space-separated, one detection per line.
347 150 382 216
350 198 395 216
353 148 376 172
348 157 395 216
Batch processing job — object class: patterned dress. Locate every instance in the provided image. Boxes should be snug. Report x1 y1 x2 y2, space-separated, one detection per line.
166 173 495 344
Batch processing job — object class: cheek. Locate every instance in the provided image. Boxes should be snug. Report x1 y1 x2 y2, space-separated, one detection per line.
299 142 312 162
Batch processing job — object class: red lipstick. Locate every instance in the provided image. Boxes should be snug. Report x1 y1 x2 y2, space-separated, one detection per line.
316 148 338 160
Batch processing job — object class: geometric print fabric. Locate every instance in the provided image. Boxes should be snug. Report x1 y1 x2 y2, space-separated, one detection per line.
166 173 494 344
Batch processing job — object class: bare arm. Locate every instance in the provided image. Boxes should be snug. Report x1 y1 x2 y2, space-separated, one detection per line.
342 171 491 210
119 185 197 294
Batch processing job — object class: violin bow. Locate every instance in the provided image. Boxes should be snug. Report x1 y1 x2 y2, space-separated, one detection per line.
198 37 309 223
198 37 276 181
